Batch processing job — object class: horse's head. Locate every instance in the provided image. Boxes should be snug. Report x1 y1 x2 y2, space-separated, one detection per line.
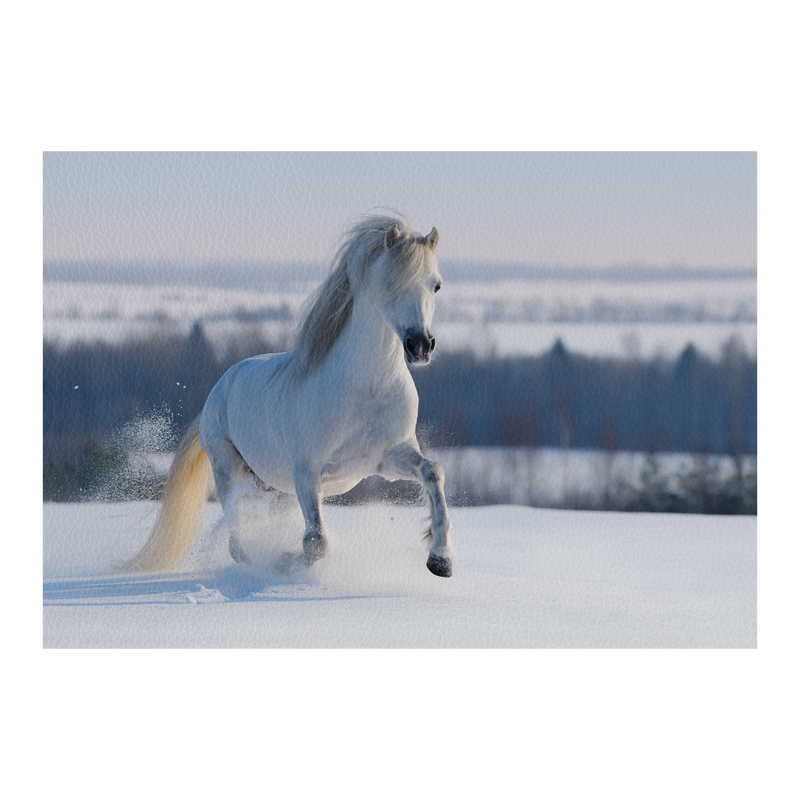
375 224 442 366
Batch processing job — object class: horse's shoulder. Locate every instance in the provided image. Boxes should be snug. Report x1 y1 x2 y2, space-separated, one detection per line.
238 350 290 369
214 350 291 388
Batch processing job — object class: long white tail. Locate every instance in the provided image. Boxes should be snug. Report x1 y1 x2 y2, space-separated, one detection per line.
119 418 212 572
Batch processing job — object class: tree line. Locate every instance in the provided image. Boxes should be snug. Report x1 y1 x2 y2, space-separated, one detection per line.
413 336 756 455
43 323 756 504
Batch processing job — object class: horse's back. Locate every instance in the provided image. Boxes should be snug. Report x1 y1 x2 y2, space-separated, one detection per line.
205 351 295 421
199 351 297 483
213 350 291 392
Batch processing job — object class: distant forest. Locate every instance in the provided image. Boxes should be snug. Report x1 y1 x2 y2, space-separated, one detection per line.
43 323 756 505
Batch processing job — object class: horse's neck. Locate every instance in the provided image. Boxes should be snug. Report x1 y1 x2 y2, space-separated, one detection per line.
330 295 405 387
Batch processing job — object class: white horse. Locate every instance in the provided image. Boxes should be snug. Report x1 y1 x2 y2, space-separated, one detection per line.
121 215 453 577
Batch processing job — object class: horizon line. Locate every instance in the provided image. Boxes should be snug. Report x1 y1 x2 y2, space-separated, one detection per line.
43 258 757 287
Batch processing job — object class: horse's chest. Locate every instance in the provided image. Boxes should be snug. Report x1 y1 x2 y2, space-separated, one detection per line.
338 395 410 456
324 383 414 472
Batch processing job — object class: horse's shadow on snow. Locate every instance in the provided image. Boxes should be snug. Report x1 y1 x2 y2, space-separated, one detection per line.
44 574 207 603
43 563 404 606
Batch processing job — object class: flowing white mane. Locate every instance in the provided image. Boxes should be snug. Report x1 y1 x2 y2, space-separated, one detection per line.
293 214 433 373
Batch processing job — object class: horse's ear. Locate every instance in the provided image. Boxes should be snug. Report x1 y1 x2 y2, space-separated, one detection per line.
385 224 402 249
425 227 439 251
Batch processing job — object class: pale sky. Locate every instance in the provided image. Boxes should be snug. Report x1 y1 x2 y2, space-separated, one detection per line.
43 152 756 271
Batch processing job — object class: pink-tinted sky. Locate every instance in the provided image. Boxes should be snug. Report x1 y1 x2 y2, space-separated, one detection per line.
44 152 756 270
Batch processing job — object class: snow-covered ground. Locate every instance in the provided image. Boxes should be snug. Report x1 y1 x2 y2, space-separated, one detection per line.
44 498 756 648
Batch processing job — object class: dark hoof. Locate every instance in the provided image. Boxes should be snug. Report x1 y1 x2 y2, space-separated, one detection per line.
427 552 452 578
303 532 327 564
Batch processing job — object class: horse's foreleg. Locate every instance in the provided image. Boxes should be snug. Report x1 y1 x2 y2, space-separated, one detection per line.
379 442 453 577
292 461 328 565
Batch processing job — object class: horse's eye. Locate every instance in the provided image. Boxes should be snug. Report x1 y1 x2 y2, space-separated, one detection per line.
434 283 442 293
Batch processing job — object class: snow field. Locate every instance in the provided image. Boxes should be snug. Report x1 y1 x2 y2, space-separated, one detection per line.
44 495 756 648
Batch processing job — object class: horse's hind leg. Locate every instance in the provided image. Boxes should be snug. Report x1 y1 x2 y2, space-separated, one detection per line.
202 430 253 564
226 494 252 565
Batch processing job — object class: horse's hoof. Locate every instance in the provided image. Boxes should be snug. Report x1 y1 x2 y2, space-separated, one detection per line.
303 532 327 564
426 552 452 578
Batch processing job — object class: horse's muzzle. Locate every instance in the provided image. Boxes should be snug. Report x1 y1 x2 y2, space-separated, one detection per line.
404 329 435 365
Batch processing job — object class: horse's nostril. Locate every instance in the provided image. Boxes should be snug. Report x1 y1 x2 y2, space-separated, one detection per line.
405 333 434 360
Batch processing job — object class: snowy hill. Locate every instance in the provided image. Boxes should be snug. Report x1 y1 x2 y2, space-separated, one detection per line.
43 276 757 359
